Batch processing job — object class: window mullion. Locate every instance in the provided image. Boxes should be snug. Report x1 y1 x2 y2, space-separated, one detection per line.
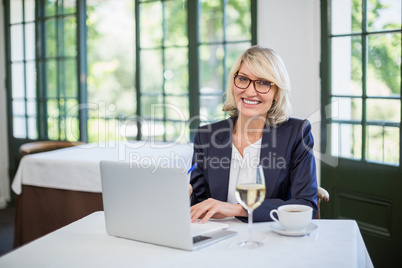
162 0 167 142
361 0 367 162
37 0 48 140
187 0 200 141
135 0 142 140
77 0 87 142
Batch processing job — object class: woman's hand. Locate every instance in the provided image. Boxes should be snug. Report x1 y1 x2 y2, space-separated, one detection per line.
190 198 247 223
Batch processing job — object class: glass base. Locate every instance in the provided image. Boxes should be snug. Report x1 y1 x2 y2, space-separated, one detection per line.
238 240 263 249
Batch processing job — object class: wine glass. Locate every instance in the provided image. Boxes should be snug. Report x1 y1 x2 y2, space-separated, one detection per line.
235 165 266 249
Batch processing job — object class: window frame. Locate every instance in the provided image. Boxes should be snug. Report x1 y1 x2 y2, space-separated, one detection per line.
321 0 402 166
5 0 257 144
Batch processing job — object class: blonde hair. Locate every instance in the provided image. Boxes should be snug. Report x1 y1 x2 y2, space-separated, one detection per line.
223 45 292 126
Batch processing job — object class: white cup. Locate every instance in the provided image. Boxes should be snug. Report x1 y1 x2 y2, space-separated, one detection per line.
269 205 313 231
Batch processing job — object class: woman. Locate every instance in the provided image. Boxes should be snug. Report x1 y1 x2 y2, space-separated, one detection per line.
190 45 318 223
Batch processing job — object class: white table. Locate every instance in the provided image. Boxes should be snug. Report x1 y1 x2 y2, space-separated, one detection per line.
11 141 194 246
0 212 373 268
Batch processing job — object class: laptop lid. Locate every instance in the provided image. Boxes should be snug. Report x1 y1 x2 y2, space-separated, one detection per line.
100 160 235 251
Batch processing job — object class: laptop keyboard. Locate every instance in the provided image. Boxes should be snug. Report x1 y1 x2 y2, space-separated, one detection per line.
193 235 212 244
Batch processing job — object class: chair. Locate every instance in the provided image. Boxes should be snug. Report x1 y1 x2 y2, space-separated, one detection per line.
316 186 330 219
19 141 85 158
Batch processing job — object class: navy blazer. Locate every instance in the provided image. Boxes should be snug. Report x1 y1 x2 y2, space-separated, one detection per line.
190 116 318 222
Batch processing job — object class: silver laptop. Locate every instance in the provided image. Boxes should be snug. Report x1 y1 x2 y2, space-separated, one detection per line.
100 160 236 251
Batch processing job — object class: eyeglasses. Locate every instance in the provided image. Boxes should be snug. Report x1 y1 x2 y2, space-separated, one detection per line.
234 74 275 94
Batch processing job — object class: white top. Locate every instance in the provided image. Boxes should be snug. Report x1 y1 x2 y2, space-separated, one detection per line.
227 138 262 204
0 211 373 268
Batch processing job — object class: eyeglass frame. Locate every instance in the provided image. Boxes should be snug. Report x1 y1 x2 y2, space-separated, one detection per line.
233 73 275 94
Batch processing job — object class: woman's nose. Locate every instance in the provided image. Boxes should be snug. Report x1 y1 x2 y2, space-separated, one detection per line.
244 82 257 96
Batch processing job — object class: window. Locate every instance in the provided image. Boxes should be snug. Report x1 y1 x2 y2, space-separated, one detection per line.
325 0 401 165
6 0 256 144
7 0 83 141
9 0 37 139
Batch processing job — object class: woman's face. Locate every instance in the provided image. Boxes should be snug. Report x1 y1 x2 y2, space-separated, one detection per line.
234 63 277 120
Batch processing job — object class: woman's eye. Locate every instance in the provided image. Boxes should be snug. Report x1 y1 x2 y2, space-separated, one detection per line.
238 76 249 82
256 80 270 86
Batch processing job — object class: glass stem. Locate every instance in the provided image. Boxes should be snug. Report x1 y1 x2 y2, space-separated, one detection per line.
248 209 253 242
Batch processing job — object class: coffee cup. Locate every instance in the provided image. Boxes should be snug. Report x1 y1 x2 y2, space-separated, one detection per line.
269 204 312 231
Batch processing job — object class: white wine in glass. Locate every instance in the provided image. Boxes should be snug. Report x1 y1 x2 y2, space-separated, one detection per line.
235 165 266 249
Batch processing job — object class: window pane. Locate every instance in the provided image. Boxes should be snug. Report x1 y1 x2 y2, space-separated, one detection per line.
59 118 67 140
66 99 78 116
12 63 25 98
25 23 36 60
26 62 36 98
140 50 162 94
367 33 401 96
13 100 26 116
88 118 105 143
28 117 37 139
164 47 188 95
46 19 57 57
331 123 362 159
65 59 77 97
165 0 187 47
368 0 401 32
141 120 164 140
64 17 77 57
383 127 400 165
11 24 24 61
165 96 189 121
226 0 251 41
25 0 35 22
200 45 224 94
119 117 138 141
10 0 23 24
366 125 399 164
331 97 362 121
140 1 162 48
45 0 57 17
13 116 26 138
226 42 251 75
47 99 59 117
141 96 163 118
87 0 135 116
166 121 189 143
47 61 57 98
48 117 59 140
200 95 225 121
200 0 223 43
332 36 362 96
367 99 400 123
27 100 36 116
63 0 77 14
331 0 362 34
66 117 79 141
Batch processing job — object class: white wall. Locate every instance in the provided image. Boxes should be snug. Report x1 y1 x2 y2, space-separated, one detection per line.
257 0 321 182
0 1 10 208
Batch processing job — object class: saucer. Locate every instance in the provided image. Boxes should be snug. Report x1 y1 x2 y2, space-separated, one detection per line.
270 222 318 237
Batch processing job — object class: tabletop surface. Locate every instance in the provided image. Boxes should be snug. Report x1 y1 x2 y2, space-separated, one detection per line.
0 211 373 268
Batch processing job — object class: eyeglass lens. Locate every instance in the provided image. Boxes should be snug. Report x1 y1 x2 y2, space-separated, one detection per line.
234 75 271 93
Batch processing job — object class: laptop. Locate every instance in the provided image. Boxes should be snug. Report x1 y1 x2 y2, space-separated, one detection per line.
100 160 237 251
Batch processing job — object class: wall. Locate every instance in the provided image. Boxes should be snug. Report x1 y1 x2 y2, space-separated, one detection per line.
0 1 10 208
257 0 321 182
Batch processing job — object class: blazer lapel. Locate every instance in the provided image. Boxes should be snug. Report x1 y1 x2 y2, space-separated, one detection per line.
208 117 235 202
261 122 292 199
